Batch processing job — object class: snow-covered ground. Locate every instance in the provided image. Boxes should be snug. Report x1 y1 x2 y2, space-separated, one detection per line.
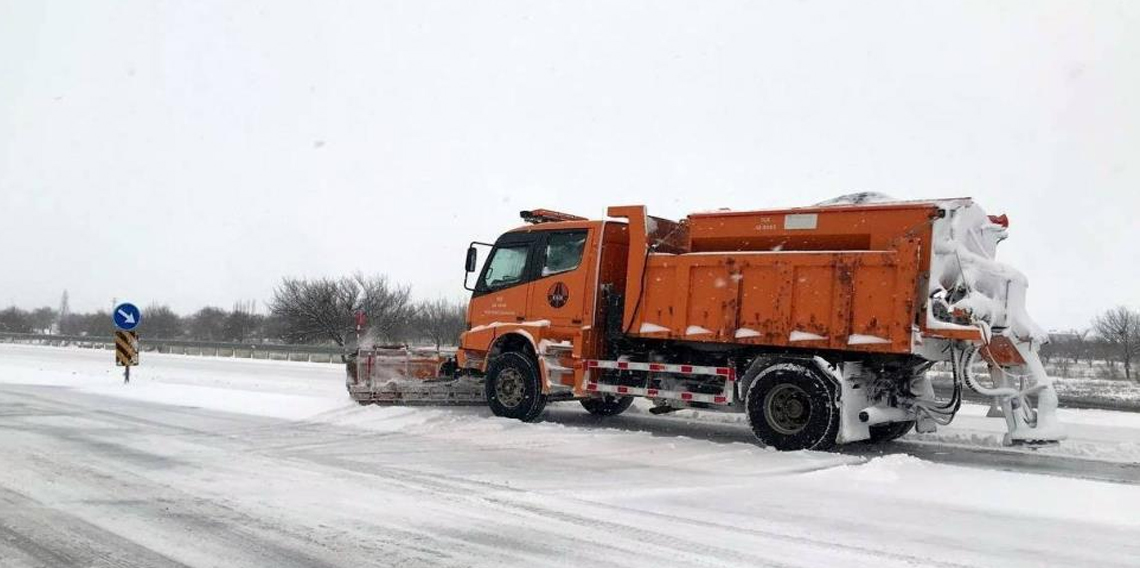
1 343 1138 567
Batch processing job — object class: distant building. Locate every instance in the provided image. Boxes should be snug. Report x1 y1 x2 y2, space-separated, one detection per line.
1047 330 1082 343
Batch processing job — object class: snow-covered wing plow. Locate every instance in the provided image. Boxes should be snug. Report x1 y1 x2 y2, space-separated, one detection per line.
922 202 1066 445
347 347 484 406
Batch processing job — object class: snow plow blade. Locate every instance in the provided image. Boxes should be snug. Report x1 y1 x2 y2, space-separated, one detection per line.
347 346 485 406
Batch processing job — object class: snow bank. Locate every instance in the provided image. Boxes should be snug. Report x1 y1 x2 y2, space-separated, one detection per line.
804 454 1140 528
3 345 1133 466
0 344 347 420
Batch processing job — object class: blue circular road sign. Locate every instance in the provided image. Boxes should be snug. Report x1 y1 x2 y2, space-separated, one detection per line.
113 302 142 331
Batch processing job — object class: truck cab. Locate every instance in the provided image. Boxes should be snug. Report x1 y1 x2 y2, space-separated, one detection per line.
459 212 628 380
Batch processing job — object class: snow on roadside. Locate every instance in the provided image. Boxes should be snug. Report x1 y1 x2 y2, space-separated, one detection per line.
0 344 860 477
3 343 1138 466
6 344 1140 568
0 344 347 419
907 403 1140 463
802 454 1140 528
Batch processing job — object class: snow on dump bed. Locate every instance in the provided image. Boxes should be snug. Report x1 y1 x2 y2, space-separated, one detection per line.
814 191 899 206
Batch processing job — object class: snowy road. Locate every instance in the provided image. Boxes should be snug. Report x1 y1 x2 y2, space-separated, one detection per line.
1 344 1139 567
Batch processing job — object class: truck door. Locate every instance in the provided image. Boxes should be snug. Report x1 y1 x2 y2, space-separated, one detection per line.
528 228 593 333
469 232 543 327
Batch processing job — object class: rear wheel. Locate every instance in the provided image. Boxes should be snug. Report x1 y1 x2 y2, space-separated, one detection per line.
580 395 634 416
746 361 839 451
485 351 547 422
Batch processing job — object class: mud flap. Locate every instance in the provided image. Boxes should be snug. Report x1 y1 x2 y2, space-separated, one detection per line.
813 358 870 444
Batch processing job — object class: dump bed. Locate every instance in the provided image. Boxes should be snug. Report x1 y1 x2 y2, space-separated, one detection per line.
627 202 943 354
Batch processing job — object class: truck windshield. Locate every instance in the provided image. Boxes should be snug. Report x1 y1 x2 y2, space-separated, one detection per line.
481 245 529 290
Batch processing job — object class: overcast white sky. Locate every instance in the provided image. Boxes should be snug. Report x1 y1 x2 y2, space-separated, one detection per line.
1 1 1137 330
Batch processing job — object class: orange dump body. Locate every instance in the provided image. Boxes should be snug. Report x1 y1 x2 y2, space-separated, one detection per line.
459 202 954 383
615 203 941 354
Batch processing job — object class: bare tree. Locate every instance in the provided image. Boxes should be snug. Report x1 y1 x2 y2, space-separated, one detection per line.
223 300 262 343
74 311 110 336
28 306 57 333
1042 329 1089 370
356 274 416 343
261 312 290 343
413 298 467 350
1072 329 1090 366
144 305 184 339
269 274 413 349
0 307 31 333
1092 306 1140 382
189 306 228 341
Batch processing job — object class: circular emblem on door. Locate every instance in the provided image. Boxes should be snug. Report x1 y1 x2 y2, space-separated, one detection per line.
547 282 569 308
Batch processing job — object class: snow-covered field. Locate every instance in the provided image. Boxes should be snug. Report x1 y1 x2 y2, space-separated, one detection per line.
1 343 1138 567
929 364 1140 409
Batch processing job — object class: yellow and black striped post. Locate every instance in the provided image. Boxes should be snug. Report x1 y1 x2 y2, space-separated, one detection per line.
114 331 139 383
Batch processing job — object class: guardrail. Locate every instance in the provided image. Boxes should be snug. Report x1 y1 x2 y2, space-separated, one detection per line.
0 332 346 364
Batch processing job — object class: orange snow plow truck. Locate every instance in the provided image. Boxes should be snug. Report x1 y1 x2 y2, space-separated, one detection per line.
348 198 1065 451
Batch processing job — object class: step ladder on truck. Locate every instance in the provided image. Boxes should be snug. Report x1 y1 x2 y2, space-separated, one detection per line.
347 199 1065 450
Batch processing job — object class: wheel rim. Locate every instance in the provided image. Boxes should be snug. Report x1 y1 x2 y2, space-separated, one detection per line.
495 367 526 408
763 383 812 435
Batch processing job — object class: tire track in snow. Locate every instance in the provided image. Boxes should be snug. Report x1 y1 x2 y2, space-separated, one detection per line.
277 443 962 568
0 486 193 568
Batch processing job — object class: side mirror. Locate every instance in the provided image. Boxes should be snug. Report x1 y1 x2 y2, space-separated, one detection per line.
465 246 478 273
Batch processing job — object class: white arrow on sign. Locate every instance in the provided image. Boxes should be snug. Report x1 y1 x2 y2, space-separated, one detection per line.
117 309 136 325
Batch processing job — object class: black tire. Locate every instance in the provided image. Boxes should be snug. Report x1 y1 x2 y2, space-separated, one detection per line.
580 395 634 416
746 361 839 451
867 421 915 443
485 351 547 422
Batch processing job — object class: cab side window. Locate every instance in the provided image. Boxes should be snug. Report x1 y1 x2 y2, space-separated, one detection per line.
480 244 530 290
542 231 587 277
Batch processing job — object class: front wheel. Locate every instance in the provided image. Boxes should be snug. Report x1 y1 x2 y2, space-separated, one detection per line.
485 351 547 422
580 395 634 416
746 361 839 451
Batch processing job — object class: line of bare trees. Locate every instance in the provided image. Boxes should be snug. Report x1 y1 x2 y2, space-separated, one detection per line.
266 273 466 350
0 275 466 350
4 286 1135 376
0 301 279 343
1037 305 1139 382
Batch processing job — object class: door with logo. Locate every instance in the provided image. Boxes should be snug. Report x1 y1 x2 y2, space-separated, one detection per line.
527 228 595 333
469 232 543 327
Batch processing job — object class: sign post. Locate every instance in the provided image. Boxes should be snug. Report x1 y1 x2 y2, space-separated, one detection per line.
112 302 141 383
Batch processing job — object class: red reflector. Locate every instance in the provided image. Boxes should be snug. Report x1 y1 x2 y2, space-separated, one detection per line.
617 362 629 370
649 364 665 371
680 365 693 374
714 396 727 404
716 367 730 376
681 392 693 400
617 386 629 394
647 389 658 396
587 360 599 368
586 383 598 391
